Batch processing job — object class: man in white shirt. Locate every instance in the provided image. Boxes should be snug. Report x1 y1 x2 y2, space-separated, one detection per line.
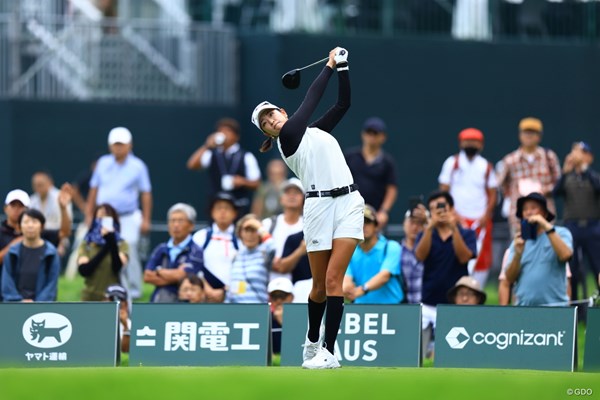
438 128 497 287
186 118 261 216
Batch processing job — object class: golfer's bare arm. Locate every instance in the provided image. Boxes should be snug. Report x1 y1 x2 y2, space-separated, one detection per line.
279 67 350 157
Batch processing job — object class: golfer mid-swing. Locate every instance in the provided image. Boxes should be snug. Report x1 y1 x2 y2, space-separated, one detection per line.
251 47 364 369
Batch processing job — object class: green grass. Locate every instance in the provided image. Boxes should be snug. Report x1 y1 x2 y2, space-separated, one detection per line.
58 275 155 303
0 366 597 400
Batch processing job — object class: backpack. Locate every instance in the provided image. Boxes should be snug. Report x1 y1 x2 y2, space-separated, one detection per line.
202 228 239 251
268 215 278 235
451 153 493 189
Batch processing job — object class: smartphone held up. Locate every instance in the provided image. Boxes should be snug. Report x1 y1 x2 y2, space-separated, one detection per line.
520 219 537 241
101 216 114 232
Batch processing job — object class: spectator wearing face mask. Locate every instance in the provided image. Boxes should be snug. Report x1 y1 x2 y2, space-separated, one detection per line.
438 128 497 289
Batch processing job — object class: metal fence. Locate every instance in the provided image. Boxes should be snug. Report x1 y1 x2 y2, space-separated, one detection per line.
0 6 238 104
192 0 600 43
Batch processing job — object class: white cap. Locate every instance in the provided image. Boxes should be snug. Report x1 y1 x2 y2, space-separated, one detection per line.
281 177 305 195
268 277 294 294
5 189 30 207
108 127 132 145
251 101 280 132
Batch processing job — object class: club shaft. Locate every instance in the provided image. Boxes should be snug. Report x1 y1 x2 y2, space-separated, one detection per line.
297 57 329 71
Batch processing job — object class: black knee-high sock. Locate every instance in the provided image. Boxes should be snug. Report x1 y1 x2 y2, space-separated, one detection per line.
324 296 344 355
307 298 326 343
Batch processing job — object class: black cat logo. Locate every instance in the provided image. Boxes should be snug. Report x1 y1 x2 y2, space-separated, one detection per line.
30 320 68 343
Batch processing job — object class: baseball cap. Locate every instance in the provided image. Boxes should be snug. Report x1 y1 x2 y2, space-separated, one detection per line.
105 284 128 301
210 192 237 210
281 178 305 195
268 277 294 294
458 128 484 141
251 101 280 132
362 117 387 132
108 127 132 145
519 117 543 133
4 189 30 207
364 204 378 225
516 192 555 222
447 276 486 304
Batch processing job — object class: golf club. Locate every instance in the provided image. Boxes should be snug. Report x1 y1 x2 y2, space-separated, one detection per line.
281 56 329 89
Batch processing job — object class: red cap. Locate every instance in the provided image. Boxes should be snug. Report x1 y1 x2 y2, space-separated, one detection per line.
458 128 484 142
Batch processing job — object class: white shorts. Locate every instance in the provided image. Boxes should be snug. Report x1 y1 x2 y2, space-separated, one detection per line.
303 191 364 252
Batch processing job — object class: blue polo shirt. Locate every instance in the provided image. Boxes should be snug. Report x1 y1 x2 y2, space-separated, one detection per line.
90 153 152 214
346 236 404 304
509 226 572 306
416 226 477 306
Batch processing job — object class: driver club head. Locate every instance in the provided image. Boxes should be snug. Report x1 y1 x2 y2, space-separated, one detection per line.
282 69 301 90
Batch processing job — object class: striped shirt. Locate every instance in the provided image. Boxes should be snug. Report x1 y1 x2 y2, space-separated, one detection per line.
497 147 560 230
401 240 423 304
227 239 275 303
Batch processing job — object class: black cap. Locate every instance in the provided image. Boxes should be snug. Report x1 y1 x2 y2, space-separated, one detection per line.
516 192 555 222
210 192 237 210
362 117 387 132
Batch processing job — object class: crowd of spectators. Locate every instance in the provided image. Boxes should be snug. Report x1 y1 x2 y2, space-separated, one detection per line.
1 115 599 359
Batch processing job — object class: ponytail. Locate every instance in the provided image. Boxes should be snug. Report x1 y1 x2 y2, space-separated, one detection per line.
259 137 274 153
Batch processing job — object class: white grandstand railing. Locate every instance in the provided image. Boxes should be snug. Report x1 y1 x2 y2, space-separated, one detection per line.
152 0 191 27
0 8 237 104
121 24 190 88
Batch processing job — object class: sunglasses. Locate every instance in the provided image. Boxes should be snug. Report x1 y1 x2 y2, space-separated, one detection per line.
242 226 258 232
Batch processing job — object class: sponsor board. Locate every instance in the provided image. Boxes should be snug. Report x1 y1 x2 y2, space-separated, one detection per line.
436 305 577 371
129 304 271 366
280 304 421 367
583 307 600 372
0 303 118 367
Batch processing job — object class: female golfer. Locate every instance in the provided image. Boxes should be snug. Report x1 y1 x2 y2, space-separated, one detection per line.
251 47 364 369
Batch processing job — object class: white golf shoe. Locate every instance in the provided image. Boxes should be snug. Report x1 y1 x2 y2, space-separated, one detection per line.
302 346 341 369
302 324 325 362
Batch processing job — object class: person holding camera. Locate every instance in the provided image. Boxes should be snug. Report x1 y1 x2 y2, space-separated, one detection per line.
553 141 600 303
86 127 152 301
505 192 573 306
186 118 261 217
414 191 477 358
78 204 129 301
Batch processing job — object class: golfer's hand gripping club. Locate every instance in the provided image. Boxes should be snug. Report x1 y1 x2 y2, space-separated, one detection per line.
334 47 349 71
